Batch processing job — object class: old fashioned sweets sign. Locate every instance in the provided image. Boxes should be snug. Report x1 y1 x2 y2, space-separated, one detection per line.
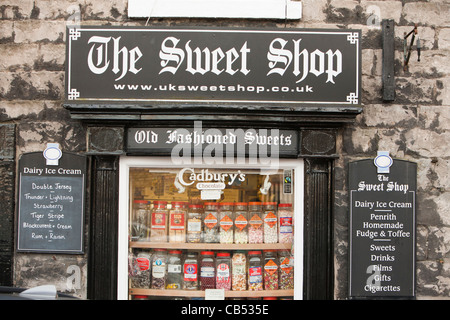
127 126 298 157
66 26 361 106
17 152 86 253
349 153 416 298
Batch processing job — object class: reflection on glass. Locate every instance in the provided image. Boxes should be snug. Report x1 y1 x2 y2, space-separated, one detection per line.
127 167 295 300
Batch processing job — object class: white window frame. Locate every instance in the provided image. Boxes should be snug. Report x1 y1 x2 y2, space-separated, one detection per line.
117 156 304 300
128 0 302 20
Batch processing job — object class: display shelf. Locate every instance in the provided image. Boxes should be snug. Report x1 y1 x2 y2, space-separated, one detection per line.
129 241 292 250
129 288 294 298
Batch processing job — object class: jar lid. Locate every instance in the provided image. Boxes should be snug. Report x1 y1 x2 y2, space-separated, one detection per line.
262 202 277 205
278 203 292 207
172 201 186 206
134 295 148 299
153 200 167 205
248 202 262 206
216 252 230 257
153 248 167 251
189 204 203 208
134 200 147 203
220 202 234 206
204 202 219 206
248 251 262 255
201 251 214 255
168 250 182 254
263 297 277 300
235 202 247 206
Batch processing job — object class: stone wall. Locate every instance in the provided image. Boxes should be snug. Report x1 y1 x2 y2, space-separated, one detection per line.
328 0 450 299
0 0 449 299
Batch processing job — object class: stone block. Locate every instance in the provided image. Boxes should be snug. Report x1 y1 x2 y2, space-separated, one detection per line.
437 77 450 106
17 118 86 154
438 28 450 51
14 20 65 43
301 0 328 22
0 21 14 43
403 50 450 78
395 77 443 105
361 49 382 76
81 0 127 20
403 128 450 158
359 104 417 128
0 0 35 19
402 2 450 27
418 105 450 132
0 43 65 72
0 71 64 100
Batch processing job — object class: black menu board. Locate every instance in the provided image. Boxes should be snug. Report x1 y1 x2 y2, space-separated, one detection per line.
17 152 86 254
349 157 416 298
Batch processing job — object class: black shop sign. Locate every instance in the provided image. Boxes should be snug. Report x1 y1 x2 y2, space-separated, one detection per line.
17 151 86 254
65 26 361 107
127 126 298 158
349 153 416 298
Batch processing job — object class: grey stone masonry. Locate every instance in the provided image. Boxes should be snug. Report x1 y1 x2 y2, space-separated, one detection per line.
0 0 449 299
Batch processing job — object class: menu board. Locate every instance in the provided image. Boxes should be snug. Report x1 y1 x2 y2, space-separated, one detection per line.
17 152 86 254
349 157 416 298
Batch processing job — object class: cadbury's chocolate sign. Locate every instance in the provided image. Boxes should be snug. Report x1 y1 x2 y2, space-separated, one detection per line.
65 26 361 106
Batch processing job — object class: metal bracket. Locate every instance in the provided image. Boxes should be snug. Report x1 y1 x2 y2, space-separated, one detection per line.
382 19 395 101
403 23 420 71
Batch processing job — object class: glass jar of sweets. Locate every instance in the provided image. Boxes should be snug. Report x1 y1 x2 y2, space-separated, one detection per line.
263 250 279 290
215 252 231 290
151 249 167 289
169 202 187 243
203 202 219 243
187 204 203 243
183 252 199 290
219 202 234 244
248 202 263 244
150 201 168 242
278 250 294 289
248 251 263 291
131 200 150 241
278 203 293 244
263 202 278 244
130 250 151 288
231 252 246 291
234 203 248 244
166 250 182 289
200 251 215 290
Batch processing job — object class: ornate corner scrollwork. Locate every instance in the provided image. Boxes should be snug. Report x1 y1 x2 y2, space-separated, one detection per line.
69 28 81 41
347 32 359 44
67 88 80 100
346 92 359 104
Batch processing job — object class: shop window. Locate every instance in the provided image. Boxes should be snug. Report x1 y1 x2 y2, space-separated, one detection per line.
117 157 303 300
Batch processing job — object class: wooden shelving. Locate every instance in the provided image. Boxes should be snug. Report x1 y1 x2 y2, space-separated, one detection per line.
129 241 294 299
129 241 292 250
130 288 294 298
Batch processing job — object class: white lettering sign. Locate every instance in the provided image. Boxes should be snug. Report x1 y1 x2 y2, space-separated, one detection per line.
87 36 143 81
267 38 342 84
159 37 250 76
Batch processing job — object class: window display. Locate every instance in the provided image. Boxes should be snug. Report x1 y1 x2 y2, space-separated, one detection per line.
119 157 303 300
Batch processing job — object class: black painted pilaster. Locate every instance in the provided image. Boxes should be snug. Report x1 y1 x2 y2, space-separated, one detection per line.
0 124 15 287
88 155 119 300
303 158 334 300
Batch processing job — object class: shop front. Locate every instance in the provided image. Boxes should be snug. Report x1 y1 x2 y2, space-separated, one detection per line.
63 26 361 300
